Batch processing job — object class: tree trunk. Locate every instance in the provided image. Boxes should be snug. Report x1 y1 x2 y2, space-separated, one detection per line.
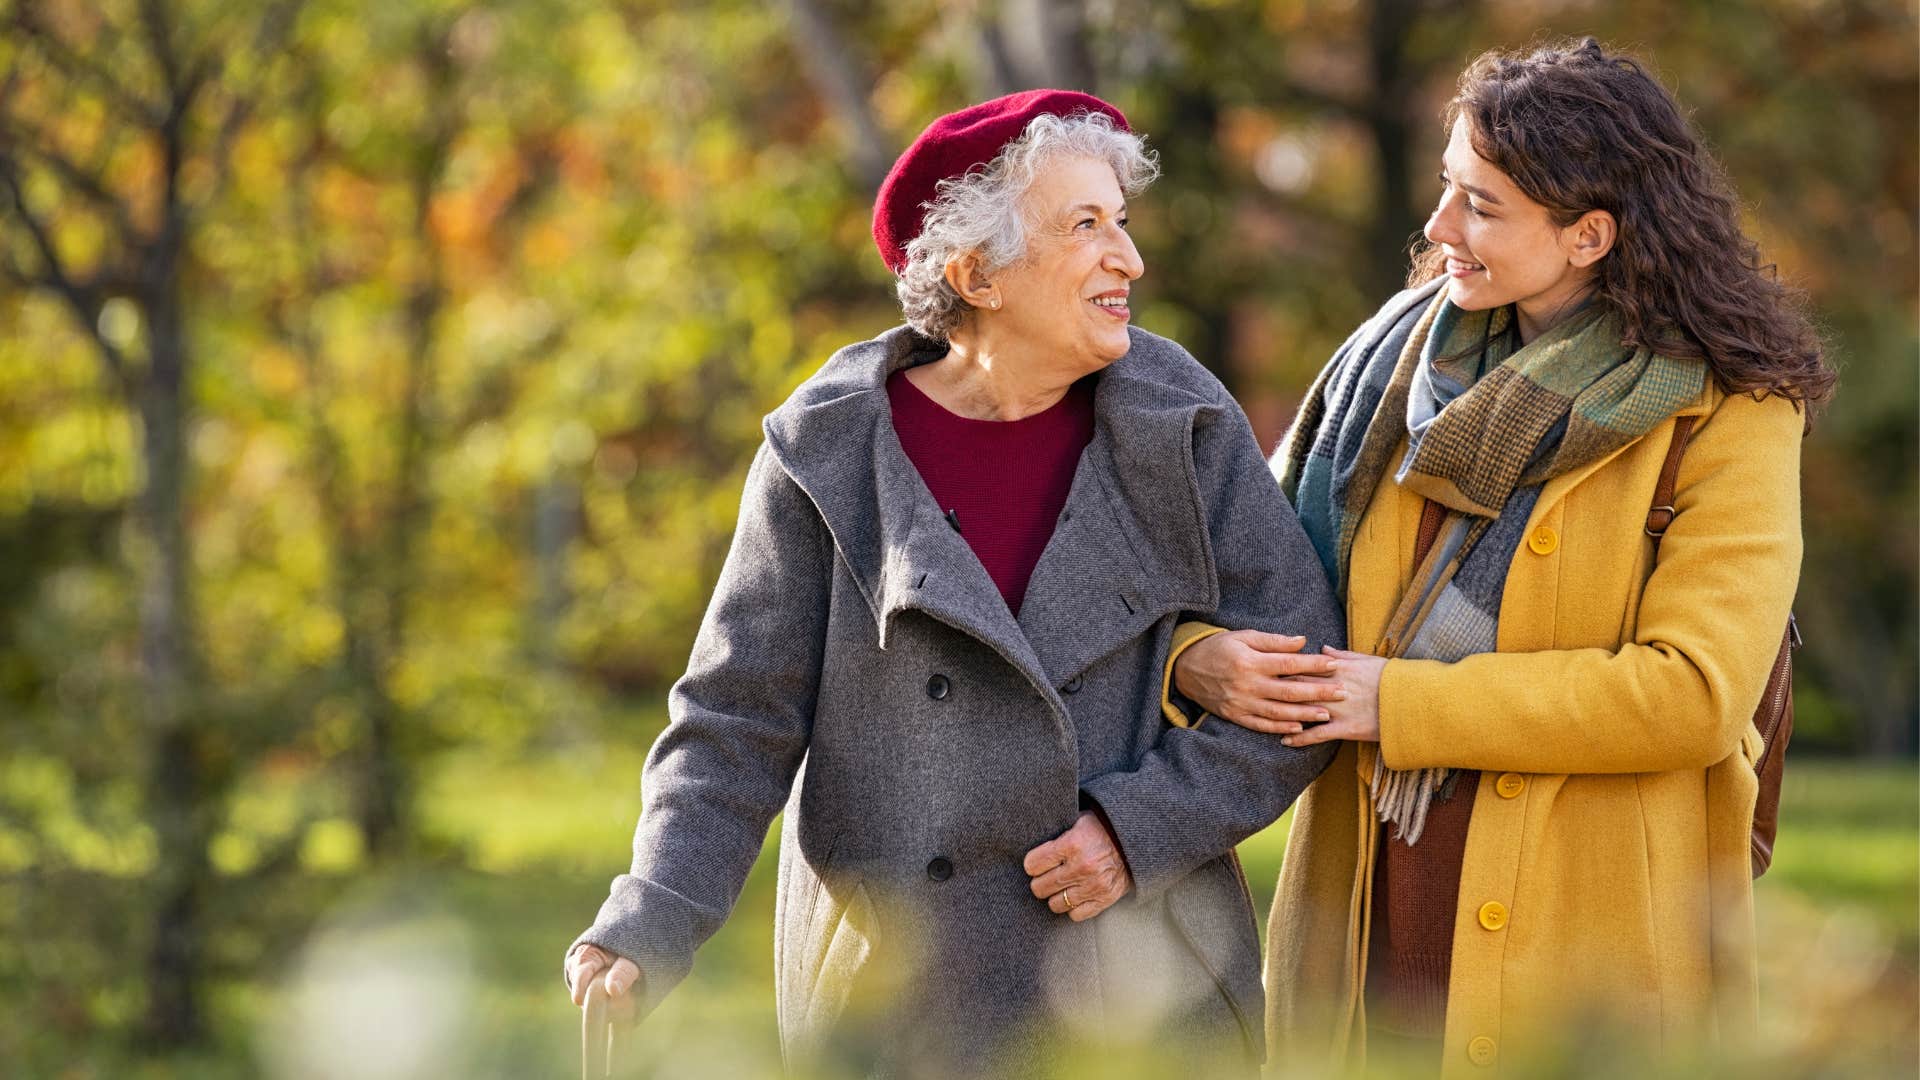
532 475 579 666
782 0 893 190
352 284 434 860
350 627 404 855
1154 84 1237 390
137 271 211 1048
1363 0 1422 299
999 0 1096 92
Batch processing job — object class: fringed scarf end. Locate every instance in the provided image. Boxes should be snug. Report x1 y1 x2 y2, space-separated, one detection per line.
1368 753 1448 847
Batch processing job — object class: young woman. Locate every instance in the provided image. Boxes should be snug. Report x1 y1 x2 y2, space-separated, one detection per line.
1169 38 1834 1075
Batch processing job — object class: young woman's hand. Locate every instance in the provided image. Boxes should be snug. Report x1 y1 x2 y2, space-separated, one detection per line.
1279 647 1385 748
1173 630 1346 734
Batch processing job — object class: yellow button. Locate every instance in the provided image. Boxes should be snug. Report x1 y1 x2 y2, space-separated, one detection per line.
1468 1035 1498 1066
1496 772 1526 799
1527 525 1559 555
1478 901 1509 931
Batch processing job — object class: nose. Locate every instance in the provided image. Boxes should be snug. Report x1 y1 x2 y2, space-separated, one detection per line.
1106 223 1145 281
1424 193 1463 248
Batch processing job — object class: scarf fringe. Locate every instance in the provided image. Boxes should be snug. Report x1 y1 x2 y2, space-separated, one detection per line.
1368 754 1448 845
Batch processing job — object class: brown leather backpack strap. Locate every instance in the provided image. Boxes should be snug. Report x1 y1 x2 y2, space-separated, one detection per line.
1412 498 1447 568
1643 413 1799 878
1646 416 1697 546
1748 618 1797 876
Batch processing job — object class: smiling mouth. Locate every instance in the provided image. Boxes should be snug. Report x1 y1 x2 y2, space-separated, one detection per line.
1089 295 1130 319
1446 256 1485 277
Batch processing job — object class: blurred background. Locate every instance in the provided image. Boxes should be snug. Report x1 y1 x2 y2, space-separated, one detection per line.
0 0 1913 1076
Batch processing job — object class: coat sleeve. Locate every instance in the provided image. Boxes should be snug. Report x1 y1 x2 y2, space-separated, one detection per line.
569 441 830 1015
1080 392 1345 900
1377 391 1804 775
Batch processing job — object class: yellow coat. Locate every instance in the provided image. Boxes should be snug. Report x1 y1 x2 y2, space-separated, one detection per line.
1256 382 1803 1076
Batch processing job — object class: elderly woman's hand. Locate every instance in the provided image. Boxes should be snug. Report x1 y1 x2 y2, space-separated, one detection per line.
566 943 642 1011
1174 630 1347 734
1024 811 1132 921
1278 646 1384 748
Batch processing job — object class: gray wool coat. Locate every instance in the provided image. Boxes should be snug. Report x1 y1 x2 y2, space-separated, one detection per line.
572 324 1344 1076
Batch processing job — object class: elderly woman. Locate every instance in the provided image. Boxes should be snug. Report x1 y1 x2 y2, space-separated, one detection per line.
561 91 1343 1075
1169 41 1830 1076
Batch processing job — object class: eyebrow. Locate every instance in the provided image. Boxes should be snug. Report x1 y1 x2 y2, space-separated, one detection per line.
1442 167 1503 206
1065 202 1126 216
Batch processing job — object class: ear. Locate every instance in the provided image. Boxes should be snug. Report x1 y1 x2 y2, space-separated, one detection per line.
1563 209 1617 269
942 251 1000 311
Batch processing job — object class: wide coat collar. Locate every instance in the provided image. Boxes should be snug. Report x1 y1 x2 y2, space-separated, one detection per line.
762 324 1222 691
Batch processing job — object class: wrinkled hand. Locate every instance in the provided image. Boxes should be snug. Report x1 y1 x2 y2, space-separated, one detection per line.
1173 630 1344 734
1024 811 1133 921
566 943 642 1015
1279 647 1385 748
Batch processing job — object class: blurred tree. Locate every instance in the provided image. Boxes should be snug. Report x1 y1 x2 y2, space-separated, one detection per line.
0 0 304 1045
0 0 1909 1059
254 8 502 859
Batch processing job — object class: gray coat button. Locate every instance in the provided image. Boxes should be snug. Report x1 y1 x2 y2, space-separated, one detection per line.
927 857 953 881
926 674 950 700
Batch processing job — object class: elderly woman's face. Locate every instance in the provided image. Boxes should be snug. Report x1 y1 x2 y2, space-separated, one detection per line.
990 154 1144 366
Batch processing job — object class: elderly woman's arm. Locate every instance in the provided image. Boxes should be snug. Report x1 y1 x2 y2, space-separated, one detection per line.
567 442 831 1016
1079 387 1346 900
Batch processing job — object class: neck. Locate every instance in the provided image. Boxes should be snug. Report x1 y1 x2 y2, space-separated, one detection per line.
1513 280 1597 346
911 332 1083 420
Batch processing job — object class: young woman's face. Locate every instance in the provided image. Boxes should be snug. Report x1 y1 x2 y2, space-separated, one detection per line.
1424 117 1599 338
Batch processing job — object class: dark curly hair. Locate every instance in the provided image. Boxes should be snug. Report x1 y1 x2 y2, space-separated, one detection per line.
1410 38 1835 418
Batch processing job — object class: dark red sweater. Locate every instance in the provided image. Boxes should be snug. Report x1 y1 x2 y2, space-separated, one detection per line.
886 368 1095 615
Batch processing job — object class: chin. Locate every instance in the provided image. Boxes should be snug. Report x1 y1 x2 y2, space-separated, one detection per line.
1092 340 1131 366
1444 279 1502 311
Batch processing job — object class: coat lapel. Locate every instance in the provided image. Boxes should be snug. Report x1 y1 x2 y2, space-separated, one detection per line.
762 326 1046 687
1016 356 1218 687
870 446 1048 684
763 325 1219 693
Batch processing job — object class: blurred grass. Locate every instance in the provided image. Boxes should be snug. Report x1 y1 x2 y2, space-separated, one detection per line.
15 742 1915 1078
1762 761 1920 937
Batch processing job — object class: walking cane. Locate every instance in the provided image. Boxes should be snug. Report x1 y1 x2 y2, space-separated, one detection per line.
581 979 632 1078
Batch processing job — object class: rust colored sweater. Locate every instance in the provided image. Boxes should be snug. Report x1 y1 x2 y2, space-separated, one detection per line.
1366 771 1477 1047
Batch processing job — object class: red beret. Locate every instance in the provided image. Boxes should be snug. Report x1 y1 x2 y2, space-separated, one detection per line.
872 89 1130 275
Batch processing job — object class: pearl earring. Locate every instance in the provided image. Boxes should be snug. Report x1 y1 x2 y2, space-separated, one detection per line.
990 298 1001 309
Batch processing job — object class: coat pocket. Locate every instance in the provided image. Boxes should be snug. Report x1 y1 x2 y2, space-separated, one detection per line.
1166 855 1265 1060
785 880 879 1062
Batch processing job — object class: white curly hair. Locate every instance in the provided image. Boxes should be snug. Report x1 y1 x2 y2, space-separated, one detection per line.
895 111 1158 341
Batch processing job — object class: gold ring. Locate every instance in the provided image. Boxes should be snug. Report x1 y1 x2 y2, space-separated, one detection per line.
1062 892 1075 910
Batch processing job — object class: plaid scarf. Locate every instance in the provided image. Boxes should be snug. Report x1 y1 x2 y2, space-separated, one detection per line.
1278 284 1703 841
